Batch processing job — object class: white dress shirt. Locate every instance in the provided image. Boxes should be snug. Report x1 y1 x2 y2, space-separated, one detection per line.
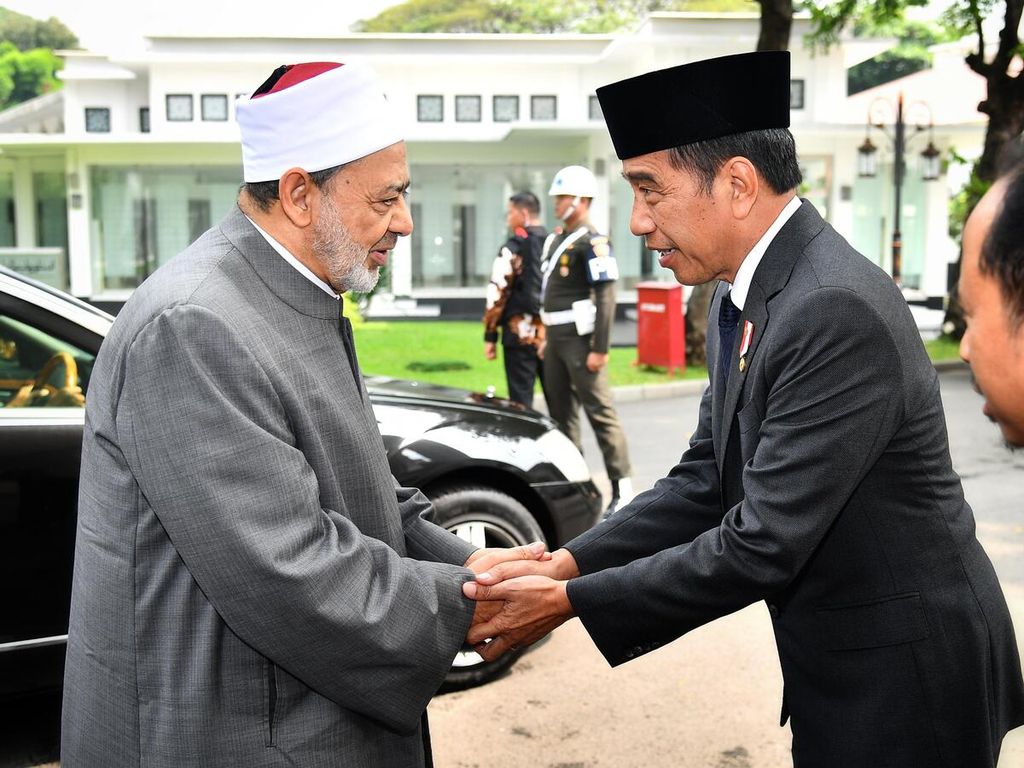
728 195 801 310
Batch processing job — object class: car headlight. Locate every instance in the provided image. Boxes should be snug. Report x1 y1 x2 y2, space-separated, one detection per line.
535 428 592 483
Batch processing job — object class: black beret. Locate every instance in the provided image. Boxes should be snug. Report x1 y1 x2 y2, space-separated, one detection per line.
596 51 791 160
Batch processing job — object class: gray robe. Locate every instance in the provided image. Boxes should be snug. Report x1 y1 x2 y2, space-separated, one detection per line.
62 207 476 767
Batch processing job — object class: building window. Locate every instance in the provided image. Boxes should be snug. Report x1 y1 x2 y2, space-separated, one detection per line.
790 79 805 110
455 95 481 122
201 94 228 121
417 95 443 122
34 170 68 257
89 166 241 291
166 94 194 122
408 163 566 289
493 95 519 122
531 95 557 121
188 199 212 242
139 107 150 133
800 155 831 222
588 95 602 121
84 107 110 133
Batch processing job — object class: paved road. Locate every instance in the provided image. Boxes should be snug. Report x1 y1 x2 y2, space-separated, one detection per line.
429 367 1024 768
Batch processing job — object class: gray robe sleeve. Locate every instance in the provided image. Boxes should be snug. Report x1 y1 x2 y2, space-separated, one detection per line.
394 480 476 565
116 305 474 733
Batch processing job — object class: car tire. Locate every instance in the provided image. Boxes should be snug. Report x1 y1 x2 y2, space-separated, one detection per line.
428 485 546 691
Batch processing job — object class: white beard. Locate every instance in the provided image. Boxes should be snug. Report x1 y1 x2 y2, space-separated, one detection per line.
313 194 381 294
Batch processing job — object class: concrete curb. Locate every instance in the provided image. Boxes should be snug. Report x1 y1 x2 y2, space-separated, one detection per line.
610 379 708 402
532 359 965 409
607 359 966 404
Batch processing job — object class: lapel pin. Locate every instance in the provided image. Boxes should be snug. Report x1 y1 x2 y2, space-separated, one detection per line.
738 321 754 372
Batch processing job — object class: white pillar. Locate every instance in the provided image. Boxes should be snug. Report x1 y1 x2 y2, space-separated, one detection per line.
922 168 956 300
831 144 856 240
13 157 34 249
65 150 93 298
391 234 412 297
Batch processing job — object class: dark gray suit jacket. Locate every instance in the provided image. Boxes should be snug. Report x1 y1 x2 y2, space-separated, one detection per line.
565 201 1024 766
63 207 476 767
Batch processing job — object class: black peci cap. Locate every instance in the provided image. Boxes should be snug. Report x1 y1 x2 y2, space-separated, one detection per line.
596 51 792 160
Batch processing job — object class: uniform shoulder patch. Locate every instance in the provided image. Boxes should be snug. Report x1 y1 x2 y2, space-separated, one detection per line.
513 226 529 238
586 235 618 283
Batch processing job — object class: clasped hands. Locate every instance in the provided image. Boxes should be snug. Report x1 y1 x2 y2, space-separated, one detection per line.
462 543 579 661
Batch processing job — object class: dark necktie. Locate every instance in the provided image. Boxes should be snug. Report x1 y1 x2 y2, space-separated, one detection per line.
339 302 363 391
717 291 741 390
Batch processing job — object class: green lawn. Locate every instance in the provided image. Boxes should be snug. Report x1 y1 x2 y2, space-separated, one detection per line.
352 319 962 398
352 320 705 398
924 335 962 361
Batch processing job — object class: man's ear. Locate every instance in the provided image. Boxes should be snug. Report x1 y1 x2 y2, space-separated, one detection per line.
278 168 315 228
725 156 758 220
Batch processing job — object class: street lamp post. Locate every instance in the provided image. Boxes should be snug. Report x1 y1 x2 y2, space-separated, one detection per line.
856 93 941 285
891 94 906 283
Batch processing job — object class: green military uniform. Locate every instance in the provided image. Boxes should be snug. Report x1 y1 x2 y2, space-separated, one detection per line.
540 223 631 483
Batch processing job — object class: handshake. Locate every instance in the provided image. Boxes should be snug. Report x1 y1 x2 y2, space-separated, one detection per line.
461 543 579 661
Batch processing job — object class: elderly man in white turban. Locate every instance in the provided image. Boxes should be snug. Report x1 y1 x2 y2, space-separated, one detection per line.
62 61 545 768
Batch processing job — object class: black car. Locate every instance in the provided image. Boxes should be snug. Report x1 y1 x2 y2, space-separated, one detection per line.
0 265 601 708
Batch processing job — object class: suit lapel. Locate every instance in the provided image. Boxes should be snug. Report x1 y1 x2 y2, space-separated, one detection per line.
718 288 767 460
715 200 827 467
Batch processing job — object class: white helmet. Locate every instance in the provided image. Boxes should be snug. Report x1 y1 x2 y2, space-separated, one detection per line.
548 165 598 199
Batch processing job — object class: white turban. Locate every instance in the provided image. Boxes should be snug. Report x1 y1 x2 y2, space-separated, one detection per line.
236 60 403 183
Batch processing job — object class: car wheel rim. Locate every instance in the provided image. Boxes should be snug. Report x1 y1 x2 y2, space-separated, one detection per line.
447 519 523 549
447 517 525 668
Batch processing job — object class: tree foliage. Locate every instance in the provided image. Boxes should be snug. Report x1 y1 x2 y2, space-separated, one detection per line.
0 42 63 110
356 0 755 34
0 7 76 110
0 7 77 51
802 0 1023 184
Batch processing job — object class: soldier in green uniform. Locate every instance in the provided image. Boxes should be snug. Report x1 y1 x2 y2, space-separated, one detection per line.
540 165 634 516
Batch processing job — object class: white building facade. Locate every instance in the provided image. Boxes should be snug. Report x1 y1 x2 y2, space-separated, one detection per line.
0 13 986 314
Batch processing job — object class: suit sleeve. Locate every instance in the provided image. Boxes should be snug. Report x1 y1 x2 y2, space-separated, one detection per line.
116 305 473 734
567 288 906 665
566 380 722 571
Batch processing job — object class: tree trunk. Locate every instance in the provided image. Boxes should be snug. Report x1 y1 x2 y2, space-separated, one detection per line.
974 82 1024 184
756 0 793 52
943 0 1024 338
684 281 716 367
